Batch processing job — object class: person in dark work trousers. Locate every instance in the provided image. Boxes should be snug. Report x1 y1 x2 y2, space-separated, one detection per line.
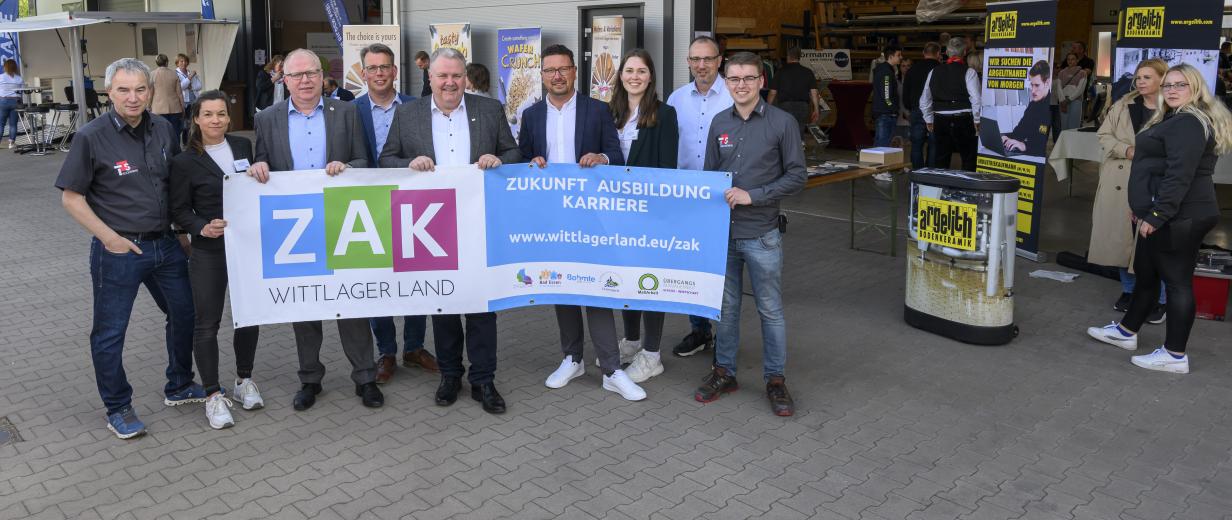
902 42 941 169
249 48 384 412
415 51 431 98
1000 60 1053 157
921 36 981 170
352 42 437 385
1085 63 1229 375
767 46 820 139
872 44 903 148
55 58 202 439
517 44 646 401
694 52 806 417
380 48 521 414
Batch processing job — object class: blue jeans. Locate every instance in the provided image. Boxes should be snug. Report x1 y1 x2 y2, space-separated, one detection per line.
89 236 196 414
873 113 897 147
715 228 787 381
909 109 934 169
1119 268 1166 304
688 314 712 335
370 315 427 357
0 98 19 141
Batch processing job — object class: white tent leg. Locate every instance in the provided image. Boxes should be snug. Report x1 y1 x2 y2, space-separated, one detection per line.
70 25 87 124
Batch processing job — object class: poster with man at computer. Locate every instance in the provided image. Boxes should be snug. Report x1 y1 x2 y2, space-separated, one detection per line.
975 0 1056 260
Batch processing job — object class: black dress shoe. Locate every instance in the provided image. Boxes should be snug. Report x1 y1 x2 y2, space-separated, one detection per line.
435 376 462 406
471 382 506 414
293 383 322 411
355 382 384 408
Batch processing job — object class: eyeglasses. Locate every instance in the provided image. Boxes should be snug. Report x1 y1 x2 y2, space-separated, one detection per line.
285 70 322 81
542 66 576 77
363 64 394 73
725 75 761 85
1161 82 1190 91
687 56 720 64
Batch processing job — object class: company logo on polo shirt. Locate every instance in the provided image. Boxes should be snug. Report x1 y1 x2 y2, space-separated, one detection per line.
717 134 732 147
987 11 1017 40
113 160 138 176
1123 7 1164 38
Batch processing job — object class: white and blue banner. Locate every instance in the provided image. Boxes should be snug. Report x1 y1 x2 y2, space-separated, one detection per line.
321 0 350 48
0 0 19 66
223 164 732 328
200 0 216 20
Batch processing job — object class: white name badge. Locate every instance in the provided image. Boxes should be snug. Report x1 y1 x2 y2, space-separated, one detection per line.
233 158 251 172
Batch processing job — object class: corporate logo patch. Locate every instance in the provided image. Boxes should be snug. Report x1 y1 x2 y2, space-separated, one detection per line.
113 160 138 176
515 268 533 286
717 134 732 147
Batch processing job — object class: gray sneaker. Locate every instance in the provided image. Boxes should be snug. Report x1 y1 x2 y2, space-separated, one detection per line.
233 378 265 410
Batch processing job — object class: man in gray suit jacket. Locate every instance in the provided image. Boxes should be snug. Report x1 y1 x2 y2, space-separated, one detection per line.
380 48 520 414
248 48 384 412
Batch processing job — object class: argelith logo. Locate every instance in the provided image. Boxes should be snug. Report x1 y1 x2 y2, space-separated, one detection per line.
987 11 1017 40
259 187 458 278
638 274 659 291
516 269 533 285
1123 7 1164 38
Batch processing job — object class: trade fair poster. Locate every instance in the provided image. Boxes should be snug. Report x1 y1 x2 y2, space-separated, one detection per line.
430 23 471 62
800 49 853 81
1109 0 1223 101
307 32 344 81
342 24 401 96
222 165 732 328
497 27 543 140
589 16 624 102
975 0 1056 259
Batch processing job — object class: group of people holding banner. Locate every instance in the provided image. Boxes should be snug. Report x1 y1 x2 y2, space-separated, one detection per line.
56 34 806 439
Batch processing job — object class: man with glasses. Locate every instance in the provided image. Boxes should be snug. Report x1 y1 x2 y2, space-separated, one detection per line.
352 43 437 386
249 48 383 411
517 44 645 401
665 35 733 359
695 52 805 417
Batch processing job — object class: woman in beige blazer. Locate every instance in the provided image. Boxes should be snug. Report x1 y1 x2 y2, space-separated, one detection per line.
1091 58 1167 319
150 54 185 143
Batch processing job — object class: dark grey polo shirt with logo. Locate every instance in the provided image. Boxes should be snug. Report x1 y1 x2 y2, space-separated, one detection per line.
704 99 807 239
55 110 181 233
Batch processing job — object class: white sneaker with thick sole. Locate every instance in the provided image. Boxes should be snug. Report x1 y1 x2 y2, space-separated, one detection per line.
233 378 264 410
1086 322 1137 350
602 369 647 401
625 350 664 383
1131 347 1189 374
205 393 234 430
545 357 585 389
597 338 643 367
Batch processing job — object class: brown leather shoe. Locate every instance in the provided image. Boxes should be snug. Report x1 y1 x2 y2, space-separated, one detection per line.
402 349 440 373
766 376 794 417
375 355 396 384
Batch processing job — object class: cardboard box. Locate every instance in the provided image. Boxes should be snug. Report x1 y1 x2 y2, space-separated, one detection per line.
859 147 904 165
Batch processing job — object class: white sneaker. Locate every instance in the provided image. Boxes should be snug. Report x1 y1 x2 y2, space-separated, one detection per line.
545 357 585 389
233 378 264 410
1131 347 1189 374
205 393 234 430
602 369 647 401
625 350 664 383
873 172 894 182
597 338 643 367
1086 322 1138 350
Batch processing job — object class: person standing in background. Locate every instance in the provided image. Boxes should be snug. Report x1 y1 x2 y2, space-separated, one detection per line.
0 59 22 149
324 77 356 101
1056 53 1089 132
872 44 903 149
921 37 980 170
416 51 431 97
465 63 492 97
151 54 185 143
254 54 284 111
175 54 203 144
767 47 820 140
902 42 941 169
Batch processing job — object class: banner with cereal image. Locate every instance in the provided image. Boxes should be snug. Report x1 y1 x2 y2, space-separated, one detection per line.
497 27 543 141
589 16 623 102
342 25 401 97
430 22 471 62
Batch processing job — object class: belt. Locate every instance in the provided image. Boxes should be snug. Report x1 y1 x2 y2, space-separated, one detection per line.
114 230 173 242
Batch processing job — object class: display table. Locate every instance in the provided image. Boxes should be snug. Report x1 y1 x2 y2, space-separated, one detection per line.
807 161 910 256
1050 128 1232 185
826 81 873 150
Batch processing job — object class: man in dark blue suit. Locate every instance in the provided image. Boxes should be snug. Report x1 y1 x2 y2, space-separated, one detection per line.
517 44 646 401
351 43 437 383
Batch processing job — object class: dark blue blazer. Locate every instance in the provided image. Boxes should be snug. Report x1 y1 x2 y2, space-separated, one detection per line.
518 93 624 165
354 92 416 165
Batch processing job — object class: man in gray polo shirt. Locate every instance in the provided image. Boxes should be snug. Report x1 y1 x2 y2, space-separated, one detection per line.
55 58 203 439
694 52 806 417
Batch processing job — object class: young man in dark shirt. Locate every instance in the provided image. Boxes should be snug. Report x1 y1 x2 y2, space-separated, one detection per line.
872 44 903 147
902 42 941 169
1002 60 1052 157
767 47 820 137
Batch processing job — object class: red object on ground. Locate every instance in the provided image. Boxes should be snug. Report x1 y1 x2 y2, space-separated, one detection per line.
1193 273 1230 321
826 80 873 150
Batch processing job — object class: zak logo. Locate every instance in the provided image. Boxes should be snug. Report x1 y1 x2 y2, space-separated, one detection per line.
1123 7 1164 38
987 11 1017 40
113 160 138 176
717 134 732 147
258 187 459 279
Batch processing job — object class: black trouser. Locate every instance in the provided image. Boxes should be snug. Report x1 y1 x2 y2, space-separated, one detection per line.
932 112 977 171
292 318 375 385
777 100 810 135
432 312 498 385
189 246 259 396
1121 216 1218 353
620 310 665 352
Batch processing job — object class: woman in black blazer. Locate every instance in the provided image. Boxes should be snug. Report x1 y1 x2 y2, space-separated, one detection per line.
1085 64 1229 374
169 90 265 430
609 49 680 383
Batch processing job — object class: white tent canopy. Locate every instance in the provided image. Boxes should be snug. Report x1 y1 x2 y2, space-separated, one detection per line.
0 11 238 124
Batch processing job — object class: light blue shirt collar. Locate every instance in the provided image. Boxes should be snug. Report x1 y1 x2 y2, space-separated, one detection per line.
288 97 325 115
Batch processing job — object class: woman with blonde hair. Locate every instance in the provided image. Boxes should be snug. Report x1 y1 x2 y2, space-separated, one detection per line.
0 59 22 148
1090 58 1167 318
1086 63 1229 374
